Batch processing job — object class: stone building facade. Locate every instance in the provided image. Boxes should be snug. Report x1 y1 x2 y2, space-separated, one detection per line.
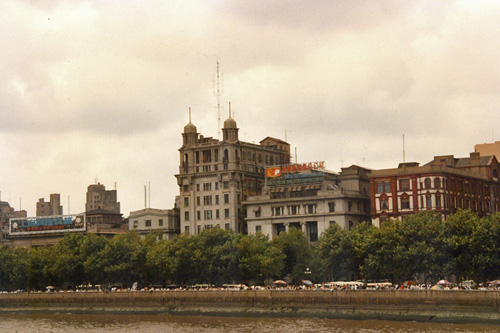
244 164 371 242
128 207 180 240
36 193 63 216
175 110 290 235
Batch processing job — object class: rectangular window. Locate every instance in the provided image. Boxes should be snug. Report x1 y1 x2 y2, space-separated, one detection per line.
202 150 211 163
223 181 229 189
224 194 230 204
224 209 230 218
329 221 336 226
216 209 220 219
185 226 190 234
328 202 335 212
197 225 201 234
196 151 200 164
384 181 390 193
214 149 219 162
436 195 441 208
203 165 211 172
401 197 410 209
197 196 200 206
159 219 163 227
256 225 262 233
184 197 189 207
377 182 383 193
204 210 212 220
305 204 316 214
273 206 284 216
183 185 189 192
400 179 410 191
133 220 138 228
196 184 200 191
225 223 230 230
289 205 299 215
145 220 151 227
197 211 201 220
203 195 212 205
426 196 432 208
184 211 189 221
215 182 219 190
215 195 220 204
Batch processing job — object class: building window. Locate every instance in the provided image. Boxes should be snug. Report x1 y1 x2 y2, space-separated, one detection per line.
348 202 353 212
204 210 212 220
329 221 336 226
184 197 189 206
184 211 189 221
183 185 189 192
225 223 230 230
203 183 212 191
328 202 335 212
426 195 432 208
202 150 212 163
224 194 229 204
309 222 318 242
400 179 410 191
145 220 152 227
384 182 390 193
215 195 220 204
197 197 200 206
434 178 441 189
305 204 316 214
436 194 441 208
289 205 299 215
216 209 220 219
401 196 410 209
133 220 138 228
223 181 229 189
380 198 389 210
377 182 383 193
159 219 163 227
256 225 262 233
196 184 200 191
197 211 201 220
203 196 212 205
224 209 230 218
185 226 190 234
425 178 431 189
198 225 201 234
215 182 219 190
273 206 284 216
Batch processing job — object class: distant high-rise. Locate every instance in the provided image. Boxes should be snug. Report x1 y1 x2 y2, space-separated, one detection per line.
36 193 63 216
85 183 120 213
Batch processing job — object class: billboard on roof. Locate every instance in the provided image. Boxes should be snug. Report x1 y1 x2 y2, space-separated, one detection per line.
9 214 85 236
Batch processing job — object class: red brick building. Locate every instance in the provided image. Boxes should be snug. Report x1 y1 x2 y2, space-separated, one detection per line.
370 152 500 226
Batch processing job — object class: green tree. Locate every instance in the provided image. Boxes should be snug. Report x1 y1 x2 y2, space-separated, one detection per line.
315 224 349 281
272 228 312 284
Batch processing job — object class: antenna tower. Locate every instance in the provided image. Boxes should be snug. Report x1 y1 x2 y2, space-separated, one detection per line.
213 60 224 139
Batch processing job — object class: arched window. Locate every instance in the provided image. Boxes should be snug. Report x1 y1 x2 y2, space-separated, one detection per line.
425 178 431 189
400 195 410 209
380 197 389 210
434 178 440 189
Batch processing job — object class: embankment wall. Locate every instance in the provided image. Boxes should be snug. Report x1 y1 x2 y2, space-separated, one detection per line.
0 290 499 323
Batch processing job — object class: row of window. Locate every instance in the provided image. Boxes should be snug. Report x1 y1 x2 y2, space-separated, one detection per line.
184 209 231 221
379 193 496 212
377 177 498 195
184 194 234 207
132 219 164 228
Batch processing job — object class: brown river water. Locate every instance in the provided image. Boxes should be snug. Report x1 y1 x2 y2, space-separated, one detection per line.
0 313 499 332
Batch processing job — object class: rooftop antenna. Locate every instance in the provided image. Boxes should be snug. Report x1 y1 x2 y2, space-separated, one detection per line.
403 134 406 163
189 107 191 123
213 60 224 139
144 185 147 209
148 181 151 209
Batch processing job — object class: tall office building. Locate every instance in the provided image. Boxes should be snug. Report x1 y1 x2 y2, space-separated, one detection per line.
176 110 290 235
36 193 63 216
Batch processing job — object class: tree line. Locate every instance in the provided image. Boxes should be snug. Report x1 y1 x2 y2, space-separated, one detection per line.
1 209 499 291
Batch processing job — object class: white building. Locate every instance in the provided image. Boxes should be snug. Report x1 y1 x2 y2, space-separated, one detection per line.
128 208 180 240
244 164 371 243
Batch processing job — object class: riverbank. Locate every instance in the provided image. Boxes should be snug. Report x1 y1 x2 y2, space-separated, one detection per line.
0 290 499 324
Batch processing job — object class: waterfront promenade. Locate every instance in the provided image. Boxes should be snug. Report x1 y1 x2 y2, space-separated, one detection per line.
1 289 500 324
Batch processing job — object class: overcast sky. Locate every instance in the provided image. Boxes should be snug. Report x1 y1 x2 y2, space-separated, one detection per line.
1 0 500 217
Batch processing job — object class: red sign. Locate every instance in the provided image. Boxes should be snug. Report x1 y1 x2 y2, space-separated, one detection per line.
266 161 324 177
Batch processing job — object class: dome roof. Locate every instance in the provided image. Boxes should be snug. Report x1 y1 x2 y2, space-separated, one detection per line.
184 122 197 134
223 117 237 129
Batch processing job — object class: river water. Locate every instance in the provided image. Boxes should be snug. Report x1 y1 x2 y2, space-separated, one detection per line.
0 313 499 332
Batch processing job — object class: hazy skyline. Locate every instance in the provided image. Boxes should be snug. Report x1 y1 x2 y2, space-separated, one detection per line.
2 0 500 216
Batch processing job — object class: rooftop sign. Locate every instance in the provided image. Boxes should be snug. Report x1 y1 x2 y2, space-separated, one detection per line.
9 214 86 236
266 161 325 178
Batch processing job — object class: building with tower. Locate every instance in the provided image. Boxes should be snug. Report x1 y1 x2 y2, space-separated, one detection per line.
176 106 290 235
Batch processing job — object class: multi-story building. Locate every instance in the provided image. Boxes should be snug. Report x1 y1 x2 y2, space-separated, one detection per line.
85 183 120 213
370 152 500 226
244 163 371 242
128 207 180 240
36 193 63 216
0 201 26 244
176 111 290 235
475 141 500 161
